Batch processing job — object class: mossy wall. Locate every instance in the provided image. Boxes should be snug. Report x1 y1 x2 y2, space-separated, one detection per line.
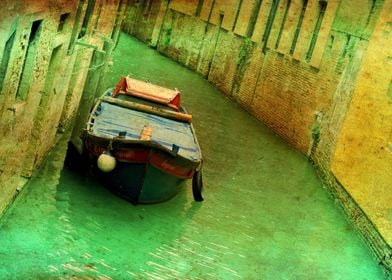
0 0 126 215
122 0 391 275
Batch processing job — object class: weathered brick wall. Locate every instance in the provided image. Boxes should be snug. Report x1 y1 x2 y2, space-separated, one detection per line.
0 0 126 215
122 0 391 275
311 0 385 169
149 0 343 154
122 0 165 45
331 1 392 271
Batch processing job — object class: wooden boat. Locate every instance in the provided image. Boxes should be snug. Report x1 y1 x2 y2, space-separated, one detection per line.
84 76 203 204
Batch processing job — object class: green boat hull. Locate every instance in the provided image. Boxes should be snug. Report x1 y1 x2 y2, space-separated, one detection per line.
95 160 184 204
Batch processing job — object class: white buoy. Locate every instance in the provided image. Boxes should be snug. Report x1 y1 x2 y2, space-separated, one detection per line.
97 151 116 172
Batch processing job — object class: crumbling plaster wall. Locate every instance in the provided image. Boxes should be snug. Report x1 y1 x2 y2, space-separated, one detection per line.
123 0 391 275
0 0 126 215
331 1 392 271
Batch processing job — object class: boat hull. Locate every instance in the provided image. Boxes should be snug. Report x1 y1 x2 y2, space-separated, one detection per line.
85 138 197 204
94 159 184 204
83 83 204 204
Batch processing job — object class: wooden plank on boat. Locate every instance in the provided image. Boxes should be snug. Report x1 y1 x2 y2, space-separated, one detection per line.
100 96 192 123
140 126 153 141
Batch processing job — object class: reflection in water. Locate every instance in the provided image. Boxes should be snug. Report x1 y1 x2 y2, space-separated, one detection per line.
0 33 385 279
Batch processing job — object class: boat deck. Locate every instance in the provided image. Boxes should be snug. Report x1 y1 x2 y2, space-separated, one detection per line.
91 100 201 161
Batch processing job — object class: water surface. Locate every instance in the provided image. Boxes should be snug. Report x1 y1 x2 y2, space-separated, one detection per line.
0 33 385 279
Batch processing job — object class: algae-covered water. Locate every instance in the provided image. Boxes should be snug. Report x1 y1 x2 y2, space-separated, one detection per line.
0 33 385 279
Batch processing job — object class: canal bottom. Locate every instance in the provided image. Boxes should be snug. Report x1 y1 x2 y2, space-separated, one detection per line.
0 33 385 279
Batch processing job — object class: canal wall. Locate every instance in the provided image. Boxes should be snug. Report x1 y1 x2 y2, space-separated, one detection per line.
122 0 391 275
0 0 126 215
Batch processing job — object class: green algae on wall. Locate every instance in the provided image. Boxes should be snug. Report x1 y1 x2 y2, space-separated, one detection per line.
0 0 126 218
162 24 172 49
121 0 392 276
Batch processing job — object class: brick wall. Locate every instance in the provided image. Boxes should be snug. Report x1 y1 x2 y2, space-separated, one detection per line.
122 0 391 275
0 0 126 215
331 1 392 272
145 0 343 155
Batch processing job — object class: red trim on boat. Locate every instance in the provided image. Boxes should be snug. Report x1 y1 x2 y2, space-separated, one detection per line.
85 141 105 157
114 149 149 163
85 140 194 179
150 153 194 179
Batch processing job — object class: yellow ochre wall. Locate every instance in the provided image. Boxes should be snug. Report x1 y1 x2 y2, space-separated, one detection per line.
332 1 392 247
122 0 391 274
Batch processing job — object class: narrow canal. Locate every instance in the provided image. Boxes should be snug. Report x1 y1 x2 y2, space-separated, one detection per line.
0 33 385 279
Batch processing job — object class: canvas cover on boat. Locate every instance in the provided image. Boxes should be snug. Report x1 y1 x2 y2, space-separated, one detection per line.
91 101 201 162
113 77 181 111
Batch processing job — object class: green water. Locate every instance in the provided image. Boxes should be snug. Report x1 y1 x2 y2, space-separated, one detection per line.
0 33 385 279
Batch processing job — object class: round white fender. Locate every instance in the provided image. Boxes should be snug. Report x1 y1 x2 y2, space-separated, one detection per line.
97 151 116 172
